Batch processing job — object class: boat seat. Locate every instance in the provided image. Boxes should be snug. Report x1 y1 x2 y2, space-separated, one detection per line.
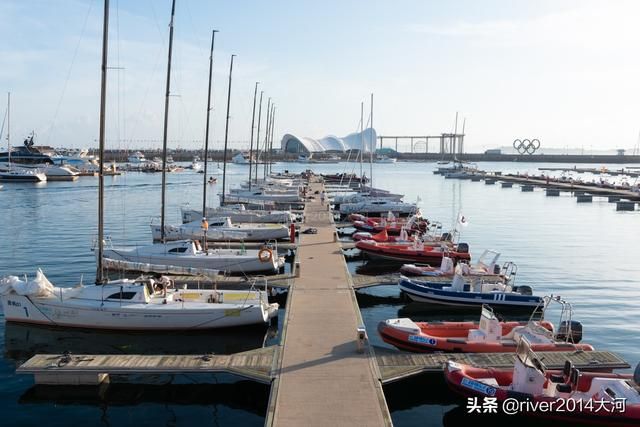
549 361 572 384
569 367 581 391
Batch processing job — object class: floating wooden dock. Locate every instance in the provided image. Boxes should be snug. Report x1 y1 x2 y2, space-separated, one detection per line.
18 346 629 388
375 347 630 384
538 166 640 177
267 179 392 426
480 173 640 201
17 347 277 385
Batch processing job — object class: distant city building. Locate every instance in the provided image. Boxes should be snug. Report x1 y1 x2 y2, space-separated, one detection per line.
281 128 377 154
617 149 625 156
484 148 502 155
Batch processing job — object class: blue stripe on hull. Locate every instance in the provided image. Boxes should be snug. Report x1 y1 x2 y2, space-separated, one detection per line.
399 279 541 308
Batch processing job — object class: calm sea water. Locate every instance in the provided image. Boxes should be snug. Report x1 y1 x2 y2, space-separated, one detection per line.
0 160 638 426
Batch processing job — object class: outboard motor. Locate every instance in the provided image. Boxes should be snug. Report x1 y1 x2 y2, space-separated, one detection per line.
557 320 583 343
456 243 469 253
514 285 533 296
493 264 501 274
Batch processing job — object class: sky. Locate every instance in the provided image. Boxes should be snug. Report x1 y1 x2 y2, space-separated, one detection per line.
2 0 640 153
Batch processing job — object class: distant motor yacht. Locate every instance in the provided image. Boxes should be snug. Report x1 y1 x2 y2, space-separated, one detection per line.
128 151 146 163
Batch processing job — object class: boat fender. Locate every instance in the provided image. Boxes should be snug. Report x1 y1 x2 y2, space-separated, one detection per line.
259 248 274 263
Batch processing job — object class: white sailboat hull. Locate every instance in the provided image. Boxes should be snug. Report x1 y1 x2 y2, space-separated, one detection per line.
181 208 294 224
223 192 302 203
151 222 290 242
1 294 277 330
338 200 418 215
103 246 282 274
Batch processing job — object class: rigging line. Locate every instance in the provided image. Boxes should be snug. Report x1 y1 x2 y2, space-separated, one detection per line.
0 108 7 142
24 296 60 327
115 0 127 238
44 0 95 146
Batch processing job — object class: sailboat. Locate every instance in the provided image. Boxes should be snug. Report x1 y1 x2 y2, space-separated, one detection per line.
151 216 290 242
102 14 284 275
0 0 278 330
0 94 46 183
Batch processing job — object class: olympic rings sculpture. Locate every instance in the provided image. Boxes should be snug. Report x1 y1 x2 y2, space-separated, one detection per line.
513 138 540 155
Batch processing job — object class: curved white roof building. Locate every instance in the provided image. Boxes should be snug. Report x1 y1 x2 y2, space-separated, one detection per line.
282 128 377 153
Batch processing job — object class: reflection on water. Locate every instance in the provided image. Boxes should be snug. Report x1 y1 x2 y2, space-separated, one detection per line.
20 381 270 417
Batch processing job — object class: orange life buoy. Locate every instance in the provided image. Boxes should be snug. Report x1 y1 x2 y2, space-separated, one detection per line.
258 248 273 263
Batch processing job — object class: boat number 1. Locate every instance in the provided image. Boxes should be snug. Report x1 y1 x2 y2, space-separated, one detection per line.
23 307 29 317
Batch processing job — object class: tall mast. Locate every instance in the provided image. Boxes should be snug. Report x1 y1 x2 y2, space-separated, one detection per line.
360 101 364 188
269 106 275 174
221 54 236 204
461 117 466 155
370 93 373 190
262 97 271 180
254 91 263 184
248 82 259 190
453 111 458 160
201 29 217 218
160 0 176 243
96 0 110 284
6 92 10 167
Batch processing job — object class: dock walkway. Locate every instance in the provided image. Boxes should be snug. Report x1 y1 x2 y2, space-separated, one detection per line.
18 347 276 385
269 180 391 426
482 173 640 200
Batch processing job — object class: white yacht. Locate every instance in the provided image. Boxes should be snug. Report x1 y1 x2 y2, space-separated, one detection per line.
338 199 418 216
375 155 396 164
0 166 47 182
103 240 284 274
181 205 295 224
232 152 251 164
151 217 290 242
53 148 99 172
0 270 278 330
40 164 80 181
224 190 303 204
128 151 146 163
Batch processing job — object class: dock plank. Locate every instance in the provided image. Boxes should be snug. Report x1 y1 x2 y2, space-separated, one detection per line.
17 347 276 384
270 180 391 426
374 347 629 384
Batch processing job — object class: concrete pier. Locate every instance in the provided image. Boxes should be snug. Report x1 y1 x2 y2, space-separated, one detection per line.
269 180 390 426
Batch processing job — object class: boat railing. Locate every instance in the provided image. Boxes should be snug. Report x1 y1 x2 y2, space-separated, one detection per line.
528 295 576 342
502 261 518 285
91 236 114 250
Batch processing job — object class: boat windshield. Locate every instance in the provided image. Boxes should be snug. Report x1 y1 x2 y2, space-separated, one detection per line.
516 337 547 373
